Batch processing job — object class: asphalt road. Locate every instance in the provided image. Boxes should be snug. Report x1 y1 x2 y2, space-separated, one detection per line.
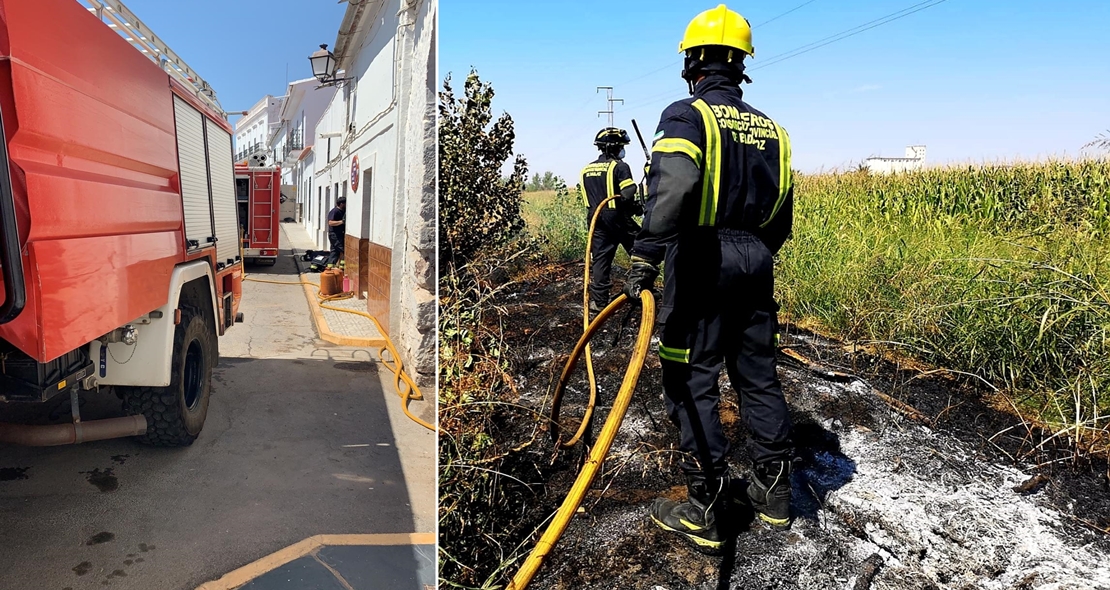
0 228 435 590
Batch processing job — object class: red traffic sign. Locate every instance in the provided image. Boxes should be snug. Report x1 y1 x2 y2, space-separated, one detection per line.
350 155 360 192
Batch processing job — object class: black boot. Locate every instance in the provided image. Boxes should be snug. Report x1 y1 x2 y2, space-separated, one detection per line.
650 473 725 555
747 460 792 529
722 471 750 509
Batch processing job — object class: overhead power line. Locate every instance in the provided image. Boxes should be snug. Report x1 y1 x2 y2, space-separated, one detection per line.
752 0 821 28
750 0 950 71
619 0 951 112
613 60 682 90
613 0 823 88
531 0 951 163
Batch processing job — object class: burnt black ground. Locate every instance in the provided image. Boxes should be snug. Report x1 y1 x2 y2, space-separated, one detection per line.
471 262 1110 590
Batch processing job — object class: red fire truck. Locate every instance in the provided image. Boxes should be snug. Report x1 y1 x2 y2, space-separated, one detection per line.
236 162 281 266
0 0 244 446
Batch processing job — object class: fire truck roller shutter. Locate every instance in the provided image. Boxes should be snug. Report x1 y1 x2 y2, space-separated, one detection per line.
205 119 239 268
173 96 216 251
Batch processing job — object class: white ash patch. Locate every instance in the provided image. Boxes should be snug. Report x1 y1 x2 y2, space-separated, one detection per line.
823 427 1110 590
847 379 870 394
570 502 647 553
528 346 557 362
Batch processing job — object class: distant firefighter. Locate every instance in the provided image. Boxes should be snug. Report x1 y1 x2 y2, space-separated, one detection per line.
580 127 643 313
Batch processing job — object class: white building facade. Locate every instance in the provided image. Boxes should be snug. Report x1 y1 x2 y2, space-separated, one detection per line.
865 145 927 174
266 78 336 224
233 95 285 164
312 0 436 388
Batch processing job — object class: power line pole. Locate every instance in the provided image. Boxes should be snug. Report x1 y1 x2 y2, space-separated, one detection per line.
596 86 624 128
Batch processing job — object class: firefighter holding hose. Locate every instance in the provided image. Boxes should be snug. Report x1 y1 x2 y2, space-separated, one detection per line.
623 4 796 553
580 127 642 313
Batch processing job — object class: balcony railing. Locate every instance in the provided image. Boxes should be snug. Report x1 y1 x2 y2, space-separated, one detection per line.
281 129 305 165
283 129 304 159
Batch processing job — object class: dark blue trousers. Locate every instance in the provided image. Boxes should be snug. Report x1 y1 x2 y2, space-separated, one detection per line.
658 231 793 476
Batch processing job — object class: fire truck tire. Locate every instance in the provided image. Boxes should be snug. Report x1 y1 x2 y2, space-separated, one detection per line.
122 304 215 446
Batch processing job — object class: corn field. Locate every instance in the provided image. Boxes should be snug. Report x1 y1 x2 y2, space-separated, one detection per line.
778 159 1110 451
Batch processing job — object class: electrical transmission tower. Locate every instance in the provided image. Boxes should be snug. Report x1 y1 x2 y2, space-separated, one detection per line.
596 86 624 128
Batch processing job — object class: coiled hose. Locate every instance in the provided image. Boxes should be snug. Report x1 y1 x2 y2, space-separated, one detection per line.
509 194 655 590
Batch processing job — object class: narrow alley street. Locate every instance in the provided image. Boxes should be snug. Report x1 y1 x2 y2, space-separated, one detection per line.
0 225 435 590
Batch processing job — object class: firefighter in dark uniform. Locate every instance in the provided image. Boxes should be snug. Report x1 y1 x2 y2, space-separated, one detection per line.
622 4 795 553
580 127 642 313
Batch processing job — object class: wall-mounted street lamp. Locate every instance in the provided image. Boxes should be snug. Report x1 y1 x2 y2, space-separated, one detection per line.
308 44 353 87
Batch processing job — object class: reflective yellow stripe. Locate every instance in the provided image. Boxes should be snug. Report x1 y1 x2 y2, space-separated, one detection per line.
606 161 618 208
659 345 691 364
651 138 703 165
760 123 792 228
690 99 721 226
757 513 791 527
619 178 636 190
580 162 612 208
579 169 589 207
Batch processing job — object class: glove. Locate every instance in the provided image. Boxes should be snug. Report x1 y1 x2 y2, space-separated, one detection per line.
623 257 659 300
627 195 644 216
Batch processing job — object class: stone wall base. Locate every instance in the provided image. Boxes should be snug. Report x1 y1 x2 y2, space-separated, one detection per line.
366 242 392 333
343 235 371 299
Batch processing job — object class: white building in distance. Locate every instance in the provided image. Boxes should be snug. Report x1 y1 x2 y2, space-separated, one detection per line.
865 145 927 174
234 95 285 164
312 0 436 388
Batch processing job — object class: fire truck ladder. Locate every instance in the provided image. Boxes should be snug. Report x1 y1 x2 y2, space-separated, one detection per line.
252 172 273 246
78 0 226 118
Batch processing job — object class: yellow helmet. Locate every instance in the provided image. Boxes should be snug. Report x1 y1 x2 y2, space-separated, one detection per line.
679 4 754 57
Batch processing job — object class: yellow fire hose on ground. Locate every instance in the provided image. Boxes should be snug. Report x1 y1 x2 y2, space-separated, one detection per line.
550 194 619 448
509 194 656 589
509 291 654 590
238 244 435 432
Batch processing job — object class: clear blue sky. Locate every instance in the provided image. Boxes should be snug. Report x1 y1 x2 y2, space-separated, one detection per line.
441 0 1110 180
117 0 347 118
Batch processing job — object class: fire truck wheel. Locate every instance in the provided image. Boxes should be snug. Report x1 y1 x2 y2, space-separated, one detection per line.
122 304 216 446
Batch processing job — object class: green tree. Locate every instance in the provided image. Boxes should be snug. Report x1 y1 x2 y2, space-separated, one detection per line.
523 170 563 192
438 70 528 264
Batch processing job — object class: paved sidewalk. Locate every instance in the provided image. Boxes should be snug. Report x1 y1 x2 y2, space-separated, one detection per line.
281 223 383 342
319 296 385 339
